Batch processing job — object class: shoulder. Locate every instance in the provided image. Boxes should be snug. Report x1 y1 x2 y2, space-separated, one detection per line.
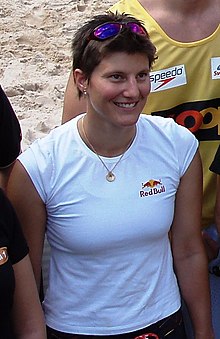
139 114 198 145
139 113 185 131
18 116 82 177
0 86 21 168
0 85 20 125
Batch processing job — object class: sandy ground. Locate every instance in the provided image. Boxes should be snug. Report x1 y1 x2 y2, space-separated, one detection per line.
1 0 115 150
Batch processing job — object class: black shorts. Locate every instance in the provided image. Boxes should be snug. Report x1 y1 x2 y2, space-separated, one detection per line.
46 309 186 339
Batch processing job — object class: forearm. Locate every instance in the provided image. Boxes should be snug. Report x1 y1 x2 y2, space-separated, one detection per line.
174 250 214 338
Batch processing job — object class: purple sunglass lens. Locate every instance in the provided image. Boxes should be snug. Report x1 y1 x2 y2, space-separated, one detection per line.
93 23 121 40
127 22 146 35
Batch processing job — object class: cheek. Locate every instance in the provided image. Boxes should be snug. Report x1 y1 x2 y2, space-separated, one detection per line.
94 85 121 101
142 80 151 96
89 79 110 96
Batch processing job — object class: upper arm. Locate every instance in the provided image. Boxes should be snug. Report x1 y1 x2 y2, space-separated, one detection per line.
12 255 46 338
171 150 203 259
62 71 87 123
7 160 46 290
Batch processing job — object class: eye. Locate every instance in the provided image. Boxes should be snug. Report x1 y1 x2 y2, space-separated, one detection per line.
137 72 149 81
109 74 124 81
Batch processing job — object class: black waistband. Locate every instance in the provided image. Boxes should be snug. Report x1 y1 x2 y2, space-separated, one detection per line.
46 309 185 339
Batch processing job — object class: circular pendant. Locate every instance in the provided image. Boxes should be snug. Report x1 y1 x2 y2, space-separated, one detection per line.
106 172 115 182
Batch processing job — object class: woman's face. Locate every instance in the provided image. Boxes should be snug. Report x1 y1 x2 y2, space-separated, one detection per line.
85 52 151 128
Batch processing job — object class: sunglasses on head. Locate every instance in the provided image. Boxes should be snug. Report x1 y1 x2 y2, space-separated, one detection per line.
88 21 147 42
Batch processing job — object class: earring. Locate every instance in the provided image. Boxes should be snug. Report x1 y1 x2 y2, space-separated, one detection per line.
83 88 87 96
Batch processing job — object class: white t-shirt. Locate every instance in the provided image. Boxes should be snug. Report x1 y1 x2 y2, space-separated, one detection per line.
19 114 198 335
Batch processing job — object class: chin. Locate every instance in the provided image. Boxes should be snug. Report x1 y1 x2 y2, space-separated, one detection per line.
119 115 140 127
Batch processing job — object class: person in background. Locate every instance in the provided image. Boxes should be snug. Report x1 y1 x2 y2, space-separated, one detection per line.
7 12 213 339
0 87 46 337
202 143 220 266
0 84 48 301
0 85 22 191
206 146 220 276
210 145 220 236
0 187 46 338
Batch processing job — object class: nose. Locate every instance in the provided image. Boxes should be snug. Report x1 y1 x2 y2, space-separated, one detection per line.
123 77 140 98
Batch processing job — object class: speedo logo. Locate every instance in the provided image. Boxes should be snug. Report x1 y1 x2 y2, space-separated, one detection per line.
150 65 187 92
211 57 220 79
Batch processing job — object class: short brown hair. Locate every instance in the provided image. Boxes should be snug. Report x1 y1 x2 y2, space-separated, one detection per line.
71 12 157 97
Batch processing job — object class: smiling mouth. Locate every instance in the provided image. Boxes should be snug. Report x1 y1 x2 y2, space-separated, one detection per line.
114 102 137 108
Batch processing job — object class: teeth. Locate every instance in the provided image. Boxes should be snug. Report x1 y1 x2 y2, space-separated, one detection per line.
115 102 136 108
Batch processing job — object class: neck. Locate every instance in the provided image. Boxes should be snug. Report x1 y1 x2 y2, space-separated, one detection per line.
141 0 212 12
79 116 136 158
140 0 219 42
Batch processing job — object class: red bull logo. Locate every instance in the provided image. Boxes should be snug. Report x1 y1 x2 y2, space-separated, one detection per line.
142 179 162 189
140 179 165 198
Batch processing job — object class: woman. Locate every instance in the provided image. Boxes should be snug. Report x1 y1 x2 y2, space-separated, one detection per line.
7 13 213 338
0 188 46 338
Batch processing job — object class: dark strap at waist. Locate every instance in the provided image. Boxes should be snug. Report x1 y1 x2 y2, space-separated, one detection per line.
46 309 186 339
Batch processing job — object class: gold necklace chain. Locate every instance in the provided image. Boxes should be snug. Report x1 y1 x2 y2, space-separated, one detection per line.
81 116 134 182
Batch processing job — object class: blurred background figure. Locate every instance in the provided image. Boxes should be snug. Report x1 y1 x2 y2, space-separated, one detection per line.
0 187 46 338
210 145 220 237
0 85 21 191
